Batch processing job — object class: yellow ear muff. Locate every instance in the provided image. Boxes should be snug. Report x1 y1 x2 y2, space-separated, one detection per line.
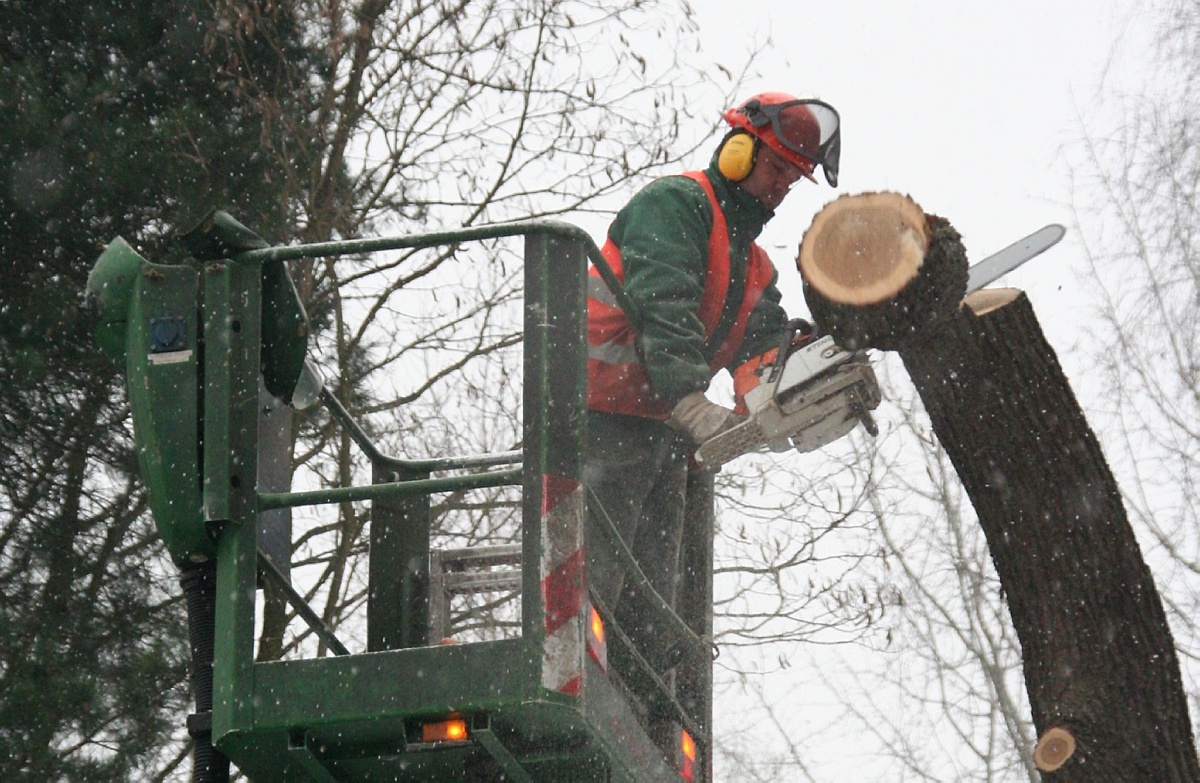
717 132 757 182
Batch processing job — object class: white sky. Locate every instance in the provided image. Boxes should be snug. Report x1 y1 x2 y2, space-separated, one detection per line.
685 0 1149 357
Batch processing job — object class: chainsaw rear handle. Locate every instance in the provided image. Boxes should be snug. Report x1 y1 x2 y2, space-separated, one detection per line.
767 318 817 384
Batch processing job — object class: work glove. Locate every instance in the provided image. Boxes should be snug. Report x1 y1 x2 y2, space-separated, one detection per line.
667 391 739 444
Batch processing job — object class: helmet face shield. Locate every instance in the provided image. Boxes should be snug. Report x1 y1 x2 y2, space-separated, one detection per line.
739 98 841 187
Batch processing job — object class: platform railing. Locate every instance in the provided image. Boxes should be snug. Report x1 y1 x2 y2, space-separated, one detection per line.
183 219 709 780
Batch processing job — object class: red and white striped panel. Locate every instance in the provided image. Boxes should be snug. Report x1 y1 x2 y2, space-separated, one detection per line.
540 473 586 696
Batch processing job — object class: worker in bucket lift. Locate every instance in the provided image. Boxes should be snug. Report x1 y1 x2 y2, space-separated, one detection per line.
584 92 841 679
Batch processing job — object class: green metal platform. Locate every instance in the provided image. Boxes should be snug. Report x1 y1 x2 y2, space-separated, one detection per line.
89 219 713 782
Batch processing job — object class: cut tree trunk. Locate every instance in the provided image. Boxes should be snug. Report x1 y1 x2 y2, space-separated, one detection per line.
900 291 1198 780
798 191 967 350
800 194 1200 780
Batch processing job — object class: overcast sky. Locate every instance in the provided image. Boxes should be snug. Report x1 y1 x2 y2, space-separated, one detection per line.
683 0 1148 359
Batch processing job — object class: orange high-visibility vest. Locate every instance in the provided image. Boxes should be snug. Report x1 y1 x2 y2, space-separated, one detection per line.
587 171 776 419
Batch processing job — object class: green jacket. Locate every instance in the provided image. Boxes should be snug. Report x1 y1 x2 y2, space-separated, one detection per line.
604 161 789 404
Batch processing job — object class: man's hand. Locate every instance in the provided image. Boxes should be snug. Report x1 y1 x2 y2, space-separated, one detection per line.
668 391 739 444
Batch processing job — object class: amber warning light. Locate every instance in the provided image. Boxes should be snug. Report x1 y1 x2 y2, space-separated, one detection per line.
421 715 469 743
680 728 697 781
587 605 608 671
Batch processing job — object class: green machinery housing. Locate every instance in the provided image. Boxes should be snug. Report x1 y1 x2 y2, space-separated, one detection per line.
86 215 716 782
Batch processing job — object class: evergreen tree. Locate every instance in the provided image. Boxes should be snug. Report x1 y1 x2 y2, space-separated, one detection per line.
0 1 323 777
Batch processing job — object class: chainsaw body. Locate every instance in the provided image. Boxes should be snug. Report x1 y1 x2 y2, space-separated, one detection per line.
695 335 881 469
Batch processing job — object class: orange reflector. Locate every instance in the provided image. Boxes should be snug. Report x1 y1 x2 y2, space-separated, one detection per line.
421 716 468 743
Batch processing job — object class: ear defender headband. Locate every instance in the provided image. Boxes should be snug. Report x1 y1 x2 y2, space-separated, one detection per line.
717 130 759 182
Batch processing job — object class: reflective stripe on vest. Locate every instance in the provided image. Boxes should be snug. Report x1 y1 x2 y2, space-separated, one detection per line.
586 171 776 418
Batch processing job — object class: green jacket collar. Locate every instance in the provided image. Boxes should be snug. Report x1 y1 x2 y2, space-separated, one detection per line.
703 161 773 239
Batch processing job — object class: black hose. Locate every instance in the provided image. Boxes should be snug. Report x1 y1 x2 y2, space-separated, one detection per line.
180 563 231 783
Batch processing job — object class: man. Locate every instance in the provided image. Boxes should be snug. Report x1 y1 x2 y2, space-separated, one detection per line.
583 92 841 676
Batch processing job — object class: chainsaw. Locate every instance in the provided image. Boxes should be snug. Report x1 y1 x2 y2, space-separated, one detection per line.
694 324 879 469
694 224 1066 470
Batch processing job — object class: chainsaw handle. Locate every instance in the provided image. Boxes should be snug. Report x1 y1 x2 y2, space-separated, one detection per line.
766 318 816 384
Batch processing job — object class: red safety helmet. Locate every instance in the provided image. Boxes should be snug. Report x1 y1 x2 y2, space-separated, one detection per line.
723 92 841 186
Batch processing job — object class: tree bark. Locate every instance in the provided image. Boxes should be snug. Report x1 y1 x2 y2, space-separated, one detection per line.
800 194 1199 779
897 290 1199 780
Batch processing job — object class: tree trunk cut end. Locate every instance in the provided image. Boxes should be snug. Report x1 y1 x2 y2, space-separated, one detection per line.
1034 726 1077 772
799 192 968 351
964 287 1023 317
798 191 929 306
